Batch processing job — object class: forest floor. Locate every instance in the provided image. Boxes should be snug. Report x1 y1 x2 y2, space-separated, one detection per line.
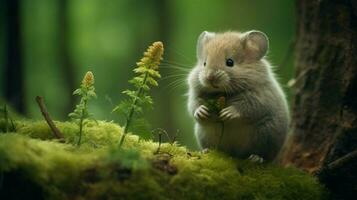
0 120 328 200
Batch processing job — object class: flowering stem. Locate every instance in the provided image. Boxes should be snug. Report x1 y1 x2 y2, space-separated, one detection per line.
119 72 149 147
77 99 87 146
218 122 225 148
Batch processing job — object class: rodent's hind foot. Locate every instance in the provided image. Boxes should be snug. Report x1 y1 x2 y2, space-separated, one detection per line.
194 105 210 120
248 154 264 163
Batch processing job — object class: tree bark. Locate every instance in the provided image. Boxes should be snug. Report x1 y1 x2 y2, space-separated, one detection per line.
58 0 76 115
4 0 25 114
280 0 357 198
152 0 176 136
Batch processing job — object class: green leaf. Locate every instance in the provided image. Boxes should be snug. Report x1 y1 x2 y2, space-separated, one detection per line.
128 118 152 140
129 77 144 86
112 100 131 116
87 91 97 98
68 112 79 119
141 84 150 91
132 104 143 114
147 69 161 78
133 66 148 74
122 90 137 99
73 89 82 95
146 76 158 87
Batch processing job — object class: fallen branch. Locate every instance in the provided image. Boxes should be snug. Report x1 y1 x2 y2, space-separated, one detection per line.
35 96 64 141
326 149 357 171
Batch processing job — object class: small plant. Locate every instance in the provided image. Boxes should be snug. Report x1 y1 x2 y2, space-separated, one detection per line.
69 71 96 146
0 104 16 133
203 96 226 147
151 128 168 154
2 105 9 133
113 41 164 147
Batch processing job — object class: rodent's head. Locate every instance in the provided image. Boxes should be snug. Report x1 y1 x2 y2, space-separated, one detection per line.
193 30 269 93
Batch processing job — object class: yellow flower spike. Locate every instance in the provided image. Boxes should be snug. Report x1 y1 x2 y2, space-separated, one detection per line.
82 71 94 87
137 41 164 70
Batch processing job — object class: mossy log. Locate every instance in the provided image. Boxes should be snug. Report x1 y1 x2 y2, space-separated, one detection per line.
0 120 327 200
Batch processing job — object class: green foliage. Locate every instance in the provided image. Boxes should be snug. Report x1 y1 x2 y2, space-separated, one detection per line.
0 104 16 133
113 42 164 146
69 71 97 146
202 96 226 116
105 147 149 170
0 120 328 200
201 96 226 147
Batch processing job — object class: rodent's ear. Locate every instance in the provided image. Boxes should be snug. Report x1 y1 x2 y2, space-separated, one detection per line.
242 30 269 60
197 31 215 60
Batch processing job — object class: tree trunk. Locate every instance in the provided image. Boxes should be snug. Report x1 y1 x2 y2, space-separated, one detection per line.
281 0 357 199
4 0 25 114
58 0 76 115
152 0 176 136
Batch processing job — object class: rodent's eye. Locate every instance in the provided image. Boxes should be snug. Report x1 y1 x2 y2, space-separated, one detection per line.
226 58 234 67
203 62 206 67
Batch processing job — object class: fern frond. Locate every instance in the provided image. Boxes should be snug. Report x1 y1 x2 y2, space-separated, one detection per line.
114 41 164 147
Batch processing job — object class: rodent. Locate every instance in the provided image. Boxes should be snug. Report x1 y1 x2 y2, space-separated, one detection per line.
187 30 290 161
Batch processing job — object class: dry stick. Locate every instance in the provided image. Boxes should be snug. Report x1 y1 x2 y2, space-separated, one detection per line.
327 149 357 171
35 96 65 141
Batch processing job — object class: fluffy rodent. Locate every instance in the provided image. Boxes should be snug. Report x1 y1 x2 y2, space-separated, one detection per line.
187 31 290 161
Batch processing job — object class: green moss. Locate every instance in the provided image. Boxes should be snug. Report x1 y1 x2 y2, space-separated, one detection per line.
0 120 328 199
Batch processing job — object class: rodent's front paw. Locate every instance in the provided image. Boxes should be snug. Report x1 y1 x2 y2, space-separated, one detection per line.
194 105 210 120
219 106 240 121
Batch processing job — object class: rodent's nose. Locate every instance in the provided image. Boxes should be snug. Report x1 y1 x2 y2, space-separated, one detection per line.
207 74 215 81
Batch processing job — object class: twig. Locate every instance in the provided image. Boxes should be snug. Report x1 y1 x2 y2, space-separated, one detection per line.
152 128 167 154
327 149 357 171
35 96 65 141
156 133 162 154
171 129 180 145
316 149 357 179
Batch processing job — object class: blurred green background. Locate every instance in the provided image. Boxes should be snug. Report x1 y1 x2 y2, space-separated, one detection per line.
0 0 295 149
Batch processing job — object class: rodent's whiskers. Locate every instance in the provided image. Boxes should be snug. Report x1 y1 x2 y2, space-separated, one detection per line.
164 78 187 94
164 46 195 65
160 62 191 72
158 56 193 93
160 73 187 81
161 60 191 67
159 70 187 93
160 65 191 73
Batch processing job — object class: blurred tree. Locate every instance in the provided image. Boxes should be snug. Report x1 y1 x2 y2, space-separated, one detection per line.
58 0 76 114
4 0 25 114
280 0 357 199
152 0 175 136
